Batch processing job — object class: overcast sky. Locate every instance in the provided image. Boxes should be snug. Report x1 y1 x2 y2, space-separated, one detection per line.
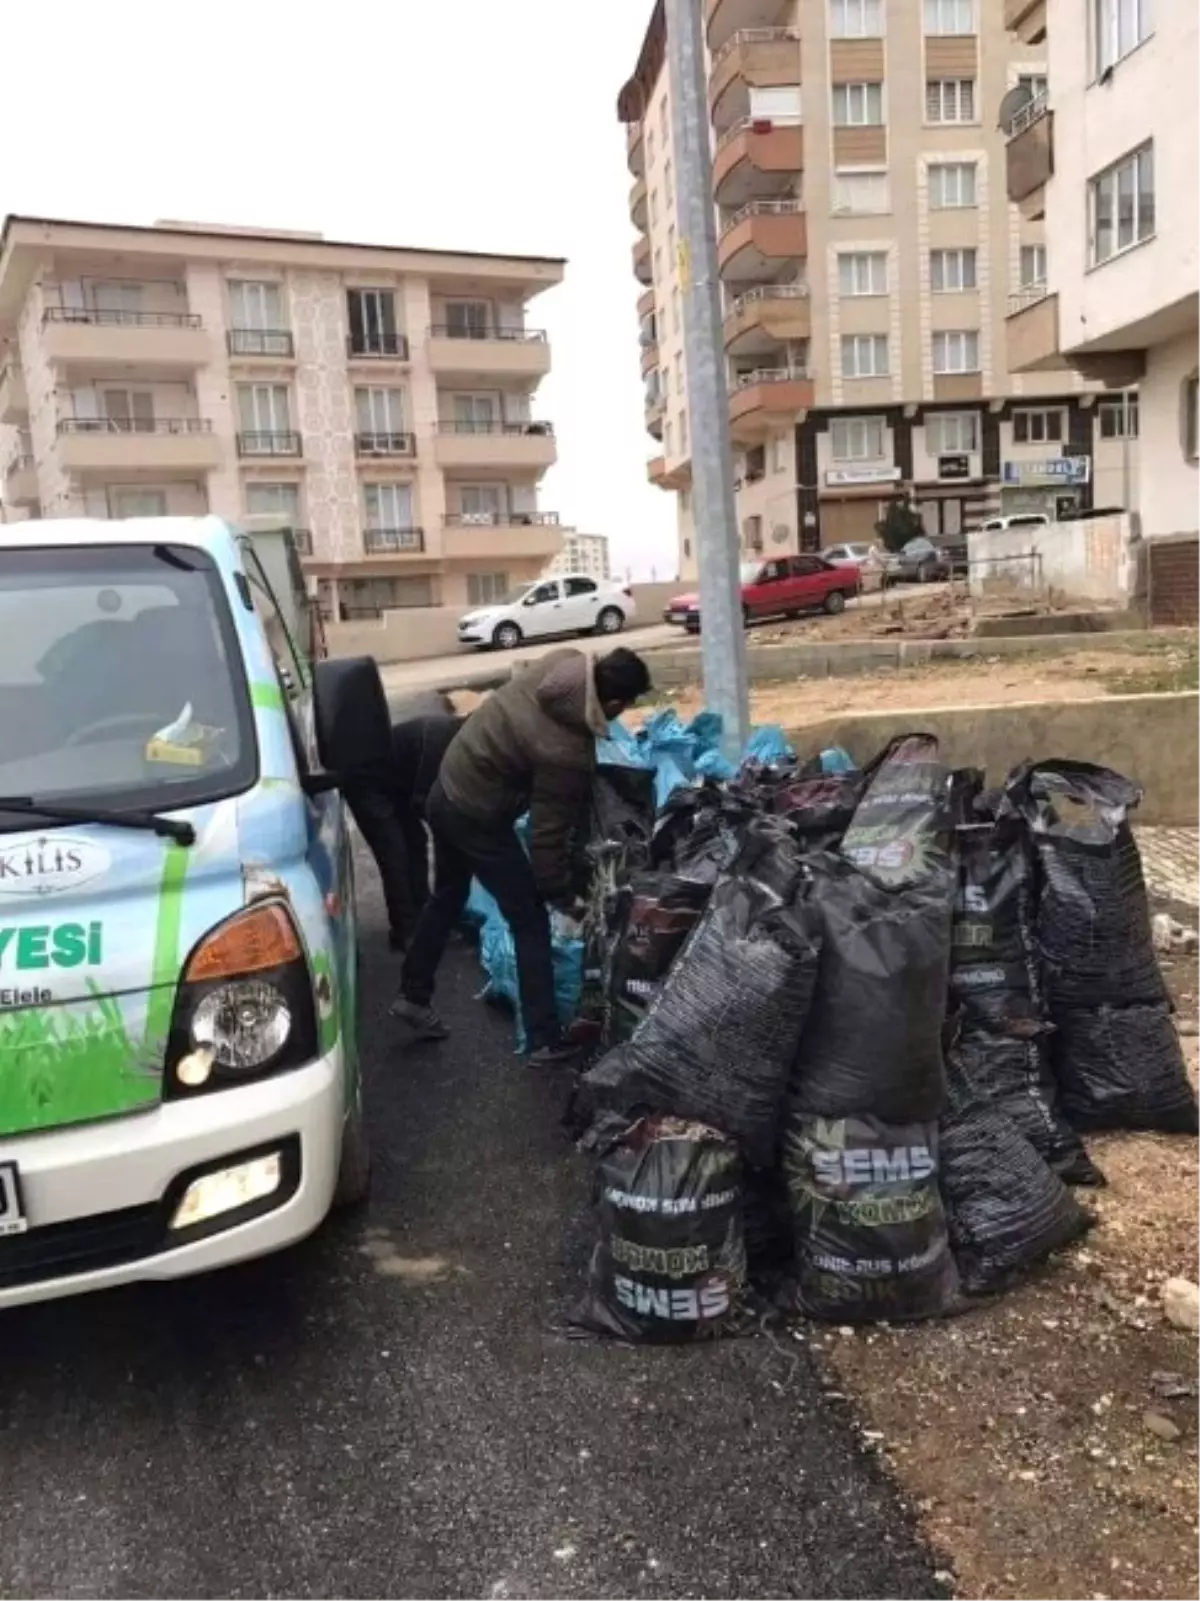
0 0 676 579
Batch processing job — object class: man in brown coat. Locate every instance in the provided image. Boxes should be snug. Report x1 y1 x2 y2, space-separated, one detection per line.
393 646 651 1066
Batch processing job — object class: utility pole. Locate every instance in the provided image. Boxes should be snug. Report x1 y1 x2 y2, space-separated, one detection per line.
666 0 750 760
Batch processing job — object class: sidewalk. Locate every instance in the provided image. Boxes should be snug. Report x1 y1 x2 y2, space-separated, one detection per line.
1138 826 1199 907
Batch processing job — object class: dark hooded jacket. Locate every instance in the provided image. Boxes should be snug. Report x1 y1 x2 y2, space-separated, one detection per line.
390 715 462 811
437 649 608 899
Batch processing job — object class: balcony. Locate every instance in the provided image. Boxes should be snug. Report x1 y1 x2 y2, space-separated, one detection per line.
57 417 223 474
345 332 410 364
647 454 690 490
41 307 211 369
724 284 810 355
442 512 564 562
706 0 793 56
637 287 656 321
712 117 803 208
362 526 426 557
630 175 648 230
1005 94 1053 205
709 29 801 131
1006 290 1146 386
433 420 556 472
645 385 665 441
626 119 645 177
1005 0 1047 42
632 235 653 286
717 199 806 284
647 456 667 486
0 364 27 425
727 366 814 440
641 339 660 378
3 452 37 506
236 430 303 458
427 326 551 381
354 431 417 459
227 328 295 359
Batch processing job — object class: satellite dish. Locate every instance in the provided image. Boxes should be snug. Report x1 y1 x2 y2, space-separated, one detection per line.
998 82 1034 133
771 523 790 545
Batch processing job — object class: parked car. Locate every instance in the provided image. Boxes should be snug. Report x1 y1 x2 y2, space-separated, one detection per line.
884 535 969 585
823 542 880 569
972 513 1050 534
457 574 635 651
664 554 861 634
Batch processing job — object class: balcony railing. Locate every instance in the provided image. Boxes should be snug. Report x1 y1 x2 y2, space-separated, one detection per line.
42 307 202 329
715 112 802 154
1007 282 1050 315
354 431 416 457
228 328 295 357
346 332 409 359
731 364 811 388
1004 89 1049 138
710 25 801 72
434 419 554 437
58 416 213 436
428 325 548 342
363 526 425 554
443 511 560 527
721 198 804 238
728 284 809 317
236 430 303 457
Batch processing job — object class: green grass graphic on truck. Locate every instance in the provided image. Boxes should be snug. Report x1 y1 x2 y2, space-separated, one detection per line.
0 983 157 1132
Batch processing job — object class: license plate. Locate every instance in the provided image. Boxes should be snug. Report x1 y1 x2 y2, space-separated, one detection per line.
668 611 686 623
0 1161 27 1237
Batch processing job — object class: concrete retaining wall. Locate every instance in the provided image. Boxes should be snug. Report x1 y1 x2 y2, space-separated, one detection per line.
324 580 681 664
787 691 1199 825
968 514 1140 606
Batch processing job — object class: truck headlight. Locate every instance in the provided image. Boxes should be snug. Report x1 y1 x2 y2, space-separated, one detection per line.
192 978 292 1070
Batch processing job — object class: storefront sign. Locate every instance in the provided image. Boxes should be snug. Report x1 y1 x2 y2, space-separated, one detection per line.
937 454 971 480
824 465 902 488
1001 456 1091 487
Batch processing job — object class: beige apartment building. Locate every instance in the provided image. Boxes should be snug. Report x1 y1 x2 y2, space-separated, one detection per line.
0 216 564 619
621 0 1139 580
544 531 613 582
1005 0 1197 540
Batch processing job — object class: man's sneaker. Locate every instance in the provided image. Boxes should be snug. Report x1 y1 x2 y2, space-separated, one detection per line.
389 997 449 1041
526 1037 582 1071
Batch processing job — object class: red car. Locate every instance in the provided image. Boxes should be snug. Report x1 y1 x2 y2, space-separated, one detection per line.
663 554 861 634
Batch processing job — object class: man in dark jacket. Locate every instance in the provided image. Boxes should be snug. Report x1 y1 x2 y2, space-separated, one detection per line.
393 646 651 1066
343 714 462 950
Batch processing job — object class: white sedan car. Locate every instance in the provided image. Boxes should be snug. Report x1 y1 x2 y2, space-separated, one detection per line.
458 574 636 651
823 542 881 569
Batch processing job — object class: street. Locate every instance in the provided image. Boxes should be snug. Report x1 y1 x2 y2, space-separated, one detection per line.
0 856 944 1601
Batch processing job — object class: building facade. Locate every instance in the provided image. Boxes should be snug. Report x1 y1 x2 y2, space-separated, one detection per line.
620 0 1139 580
0 216 564 619
544 531 612 581
1005 0 1197 539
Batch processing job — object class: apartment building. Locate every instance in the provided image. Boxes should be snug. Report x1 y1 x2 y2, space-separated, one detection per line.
620 0 1138 580
544 531 613 582
0 216 564 619
1005 0 1197 539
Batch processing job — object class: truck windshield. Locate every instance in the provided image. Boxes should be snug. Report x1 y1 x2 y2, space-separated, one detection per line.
0 542 256 829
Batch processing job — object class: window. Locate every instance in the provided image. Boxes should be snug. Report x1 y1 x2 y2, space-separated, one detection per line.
649 190 658 226
445 301 490 338
925 411 980 454
841 334 889 378
566 577 598 598
1089 143 1154 265
672 287 680 333
660 98 670 144
924 0 974 32
238 383 292 437
926 79 976 123
928 162 977 208
829 0 883 37
468 571 509 606
679 411 689 453
1017 73 1048 99
931 248 978 292
830 416 886 460
229 280 283 330
1019 244 1048 287
93 387 156 432
355 387 405 437
1183 374 1199 462
364 482 414 530
663 365 671 399
833 170 890 214
346 288 401 356
459 485 506 521
246 482 301 525
680 488 691 512
647 128 655 164
1013 408 1064 443
664 418 674 455
110 488 168 518
654 248 664 283
453 394 497 432
1097 393 1139 439
832 82 884 126
668 224 676 265
1093 0 1151 76
663 160 674 208
771 436 789 473
932 331 980 374
838 252 889 295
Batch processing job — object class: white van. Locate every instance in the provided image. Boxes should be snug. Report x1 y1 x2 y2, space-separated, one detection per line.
973 513 1051 534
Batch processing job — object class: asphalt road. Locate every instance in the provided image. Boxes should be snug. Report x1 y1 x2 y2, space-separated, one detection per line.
0 863 945 1600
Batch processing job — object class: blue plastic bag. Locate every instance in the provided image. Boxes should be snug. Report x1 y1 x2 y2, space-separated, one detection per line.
479 909 584 1052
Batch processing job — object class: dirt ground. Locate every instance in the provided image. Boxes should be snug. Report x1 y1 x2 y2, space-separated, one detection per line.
816 928 1199 1601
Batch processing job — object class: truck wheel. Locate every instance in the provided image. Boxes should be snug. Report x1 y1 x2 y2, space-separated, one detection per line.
493 621 523 650
824 590 847 615
334 1097 371 1208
